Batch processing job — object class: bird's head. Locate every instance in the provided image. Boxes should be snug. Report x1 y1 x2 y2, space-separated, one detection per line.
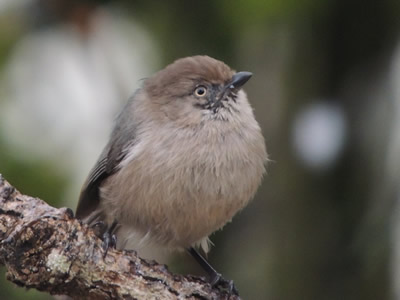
144 55 252 126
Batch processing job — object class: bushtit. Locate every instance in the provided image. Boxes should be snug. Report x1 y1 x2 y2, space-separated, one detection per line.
76 55 267 291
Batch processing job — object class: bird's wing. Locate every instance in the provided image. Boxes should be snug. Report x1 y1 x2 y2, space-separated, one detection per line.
75 143 126 220
76 98 137 221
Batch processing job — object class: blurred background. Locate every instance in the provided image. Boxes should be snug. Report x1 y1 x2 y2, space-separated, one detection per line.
0 0 399 299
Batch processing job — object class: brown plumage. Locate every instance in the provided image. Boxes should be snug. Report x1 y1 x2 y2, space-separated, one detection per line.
146 56 234 99
76 55 267 262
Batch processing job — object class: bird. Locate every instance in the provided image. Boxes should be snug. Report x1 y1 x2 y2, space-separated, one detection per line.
75 55 267 293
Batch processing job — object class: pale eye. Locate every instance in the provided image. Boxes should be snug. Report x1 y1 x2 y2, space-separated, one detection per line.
194 85 207 97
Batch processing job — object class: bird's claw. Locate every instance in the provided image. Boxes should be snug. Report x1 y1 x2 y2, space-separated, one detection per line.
210 273 239 296
91 221 107 238
101 231 117 258
90 220 118 258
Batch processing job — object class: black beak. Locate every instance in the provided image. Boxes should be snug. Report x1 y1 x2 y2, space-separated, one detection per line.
228 71 252 89
217 71 252 103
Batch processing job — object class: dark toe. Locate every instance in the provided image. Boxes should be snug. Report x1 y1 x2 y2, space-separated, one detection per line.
209 272 222 286
211 275 239 296
91 221 107 238
101 231 118 257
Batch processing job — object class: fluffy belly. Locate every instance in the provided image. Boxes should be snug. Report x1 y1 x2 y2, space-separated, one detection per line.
99 128 266 253
101 161 253 249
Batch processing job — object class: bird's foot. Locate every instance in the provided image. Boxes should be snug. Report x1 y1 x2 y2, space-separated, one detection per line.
91 221 107 237
91 220 118 257
187 247 239 296
209 272 239 296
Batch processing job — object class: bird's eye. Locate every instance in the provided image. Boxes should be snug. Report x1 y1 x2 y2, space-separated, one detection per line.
194 86 207 97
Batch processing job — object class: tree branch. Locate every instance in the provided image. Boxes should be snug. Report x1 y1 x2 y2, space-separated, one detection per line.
0 174 239 299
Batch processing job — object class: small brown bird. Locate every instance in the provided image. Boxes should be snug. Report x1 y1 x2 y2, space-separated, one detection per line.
76 55 267 292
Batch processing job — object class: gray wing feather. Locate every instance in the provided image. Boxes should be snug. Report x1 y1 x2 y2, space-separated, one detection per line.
75 144 122 220
75 96 138 220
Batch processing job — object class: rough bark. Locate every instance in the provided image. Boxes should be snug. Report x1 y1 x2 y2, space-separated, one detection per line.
0 174 239 300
